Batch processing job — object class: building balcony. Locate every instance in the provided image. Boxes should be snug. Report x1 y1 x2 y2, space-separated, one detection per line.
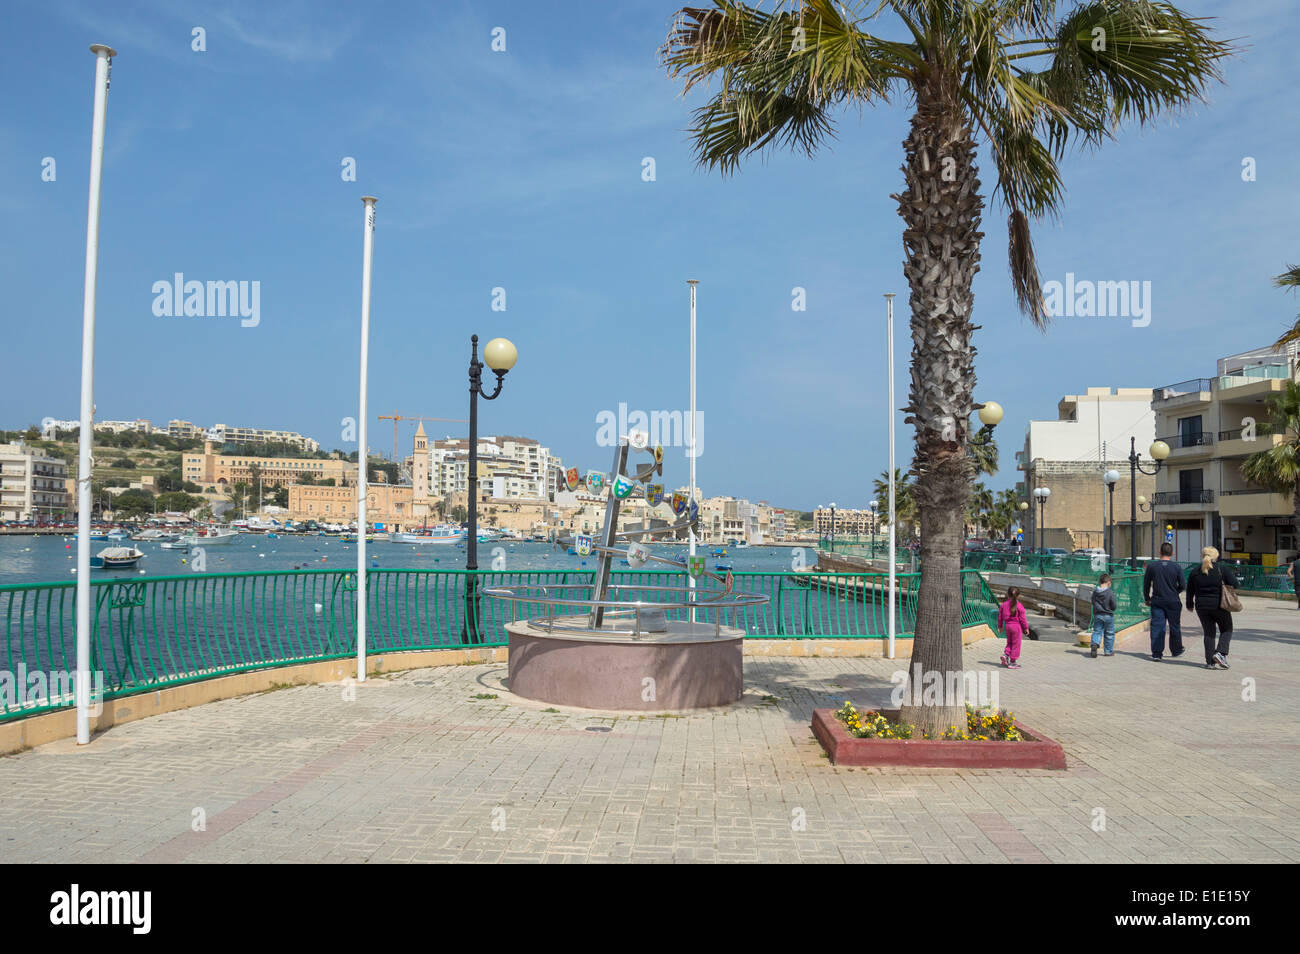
1152 378 1213 408
1218 488 1291 518
1157 431 1214 459
1152 489 1215 509
1216 428 1284 459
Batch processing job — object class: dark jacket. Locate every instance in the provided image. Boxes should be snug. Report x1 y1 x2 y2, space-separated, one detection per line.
1091 586 1117 616
1143 559 1184 606
1186 564 1238 612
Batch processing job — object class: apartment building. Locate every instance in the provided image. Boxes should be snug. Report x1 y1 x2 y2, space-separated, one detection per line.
1150 345 1299 563
426 435 561 502
814 506 880 537
0 442 71 521
183 442 355 490
168 420 319 452
1017 387 1157 553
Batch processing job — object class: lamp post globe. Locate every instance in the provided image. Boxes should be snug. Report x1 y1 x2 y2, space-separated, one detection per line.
977 401 1004 428
483 337 517 372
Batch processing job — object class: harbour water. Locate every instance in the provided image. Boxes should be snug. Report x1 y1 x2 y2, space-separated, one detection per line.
0 535 818 587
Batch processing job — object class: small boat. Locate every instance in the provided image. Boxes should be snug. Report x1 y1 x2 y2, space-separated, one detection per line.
89 533 109 542
181 528 238 546
394 526 464 545
91 546 145 569
106 529 129 541
715 563 733 572
132 528 177 542
160 540 189 550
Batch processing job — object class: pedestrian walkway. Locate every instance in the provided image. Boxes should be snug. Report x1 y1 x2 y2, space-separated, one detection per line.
1 598 1295 863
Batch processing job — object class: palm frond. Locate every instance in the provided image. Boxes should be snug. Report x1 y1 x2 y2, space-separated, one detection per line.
662 1 914 173
1273 265 1300 348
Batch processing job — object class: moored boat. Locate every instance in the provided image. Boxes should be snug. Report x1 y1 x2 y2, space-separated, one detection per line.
90 546 145 569
394 525 464 545
181 528 238 546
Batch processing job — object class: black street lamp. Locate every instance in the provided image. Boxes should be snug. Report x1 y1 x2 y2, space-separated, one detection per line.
463 334 517 644
1103 469 1120 560
1137 495 1158 560
869 499 879 557
1128 436 1170 570
1033 486 1051 553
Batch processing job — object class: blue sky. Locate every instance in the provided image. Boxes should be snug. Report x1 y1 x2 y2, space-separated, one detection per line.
1 0 1297 511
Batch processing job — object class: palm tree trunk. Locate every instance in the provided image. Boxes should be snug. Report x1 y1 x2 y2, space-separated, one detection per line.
895 76 984 735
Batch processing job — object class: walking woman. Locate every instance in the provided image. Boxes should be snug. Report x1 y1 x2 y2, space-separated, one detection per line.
1186 546 1239 670
998 586 1028 669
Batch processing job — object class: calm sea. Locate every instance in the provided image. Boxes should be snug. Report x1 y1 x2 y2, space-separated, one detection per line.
0 535 816 587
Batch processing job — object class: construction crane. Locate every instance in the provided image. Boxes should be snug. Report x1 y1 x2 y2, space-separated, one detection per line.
377 414 467 462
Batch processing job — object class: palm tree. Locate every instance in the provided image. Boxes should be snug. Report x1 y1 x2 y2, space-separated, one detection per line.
872 468 918 538
968 421 999 476
969 481 994 535
662 0 1231 731
1273 265 1300 349
1241 380 1300 540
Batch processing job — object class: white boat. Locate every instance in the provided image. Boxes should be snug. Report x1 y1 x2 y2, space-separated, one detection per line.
91 546 145 569
395 526 465 545
181 528 239 546
160 539 189 550
106 529 129 541
132 528 177 542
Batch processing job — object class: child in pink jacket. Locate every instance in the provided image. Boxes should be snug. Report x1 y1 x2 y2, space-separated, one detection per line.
998 586 1028 669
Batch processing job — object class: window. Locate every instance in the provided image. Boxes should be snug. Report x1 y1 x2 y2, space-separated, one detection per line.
1177 415 1204 448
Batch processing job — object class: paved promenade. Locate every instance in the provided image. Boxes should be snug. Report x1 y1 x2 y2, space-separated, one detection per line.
2 597 1296 863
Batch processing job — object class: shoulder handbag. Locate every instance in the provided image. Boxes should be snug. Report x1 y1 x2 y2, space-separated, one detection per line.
1219 571 1243 613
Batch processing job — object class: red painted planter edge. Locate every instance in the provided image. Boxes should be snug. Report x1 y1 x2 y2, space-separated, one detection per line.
812 708 1067 770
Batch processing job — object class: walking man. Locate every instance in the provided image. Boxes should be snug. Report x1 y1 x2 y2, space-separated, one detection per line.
1143 542 1185 660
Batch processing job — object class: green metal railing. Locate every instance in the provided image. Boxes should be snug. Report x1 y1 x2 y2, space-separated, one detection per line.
0 567 999 721
960 549 1293 594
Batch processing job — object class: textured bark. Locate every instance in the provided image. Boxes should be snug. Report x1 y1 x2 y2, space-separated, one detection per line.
893 72 984 735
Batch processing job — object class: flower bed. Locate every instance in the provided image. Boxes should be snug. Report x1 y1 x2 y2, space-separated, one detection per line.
812 702 1066 769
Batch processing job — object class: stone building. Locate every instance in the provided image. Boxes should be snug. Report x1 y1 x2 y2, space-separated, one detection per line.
1017 387 1157 555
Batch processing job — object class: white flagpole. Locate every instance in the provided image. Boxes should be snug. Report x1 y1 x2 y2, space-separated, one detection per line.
357 196 377 682
687 280 698 622
76 44 116 745
885 293 896 661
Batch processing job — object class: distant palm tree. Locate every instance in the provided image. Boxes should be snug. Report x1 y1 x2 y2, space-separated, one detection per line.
1273 265 1300 348
968 481 994 534
662 0 1231 731
872 468 918 538
1240 381 1300 540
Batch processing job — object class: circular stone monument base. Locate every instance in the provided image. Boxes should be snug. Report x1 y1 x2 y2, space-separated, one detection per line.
506 618 744 710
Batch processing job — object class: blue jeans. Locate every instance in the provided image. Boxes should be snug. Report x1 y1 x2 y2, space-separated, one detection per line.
1091 613 1116 654
1150 602 1183 657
